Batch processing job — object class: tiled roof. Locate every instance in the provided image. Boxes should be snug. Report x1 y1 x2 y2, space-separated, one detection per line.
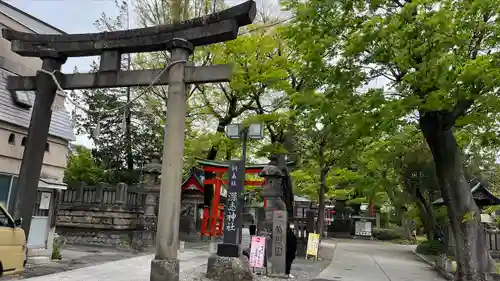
0 68 75 141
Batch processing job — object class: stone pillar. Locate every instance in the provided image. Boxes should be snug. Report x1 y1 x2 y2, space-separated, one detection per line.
206 160 253 281
219 160 245 256
133 160 161 250
150 39 193 281
75 182 85 203
115 183 128 204
14 53 67 237
95 182 106 204
259 163 287 277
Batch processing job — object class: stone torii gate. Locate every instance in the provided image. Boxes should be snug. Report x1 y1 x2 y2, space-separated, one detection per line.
3 1 256 281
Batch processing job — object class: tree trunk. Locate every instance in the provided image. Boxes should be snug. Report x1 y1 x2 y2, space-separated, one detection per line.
401 214 413 240
414 187 437 241
414 201 434 241
420 113 495 281
403 175 437 240
317 168 327 237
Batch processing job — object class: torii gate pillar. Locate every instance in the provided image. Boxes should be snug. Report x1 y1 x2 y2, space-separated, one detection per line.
151 39 193 281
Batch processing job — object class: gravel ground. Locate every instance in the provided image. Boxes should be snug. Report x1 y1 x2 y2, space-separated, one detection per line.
180 257 331 281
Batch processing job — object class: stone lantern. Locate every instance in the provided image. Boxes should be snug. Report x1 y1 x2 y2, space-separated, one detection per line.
258 160 287 276
143 157 162 188
132 157 162 250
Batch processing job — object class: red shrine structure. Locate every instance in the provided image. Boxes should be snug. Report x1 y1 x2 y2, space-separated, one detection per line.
194 158 268 238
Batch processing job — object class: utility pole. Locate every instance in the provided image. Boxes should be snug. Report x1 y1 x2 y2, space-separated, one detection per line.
125 0 133 171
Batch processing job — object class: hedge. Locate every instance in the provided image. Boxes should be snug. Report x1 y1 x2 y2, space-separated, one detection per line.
372 228 406 241
415 240 445 256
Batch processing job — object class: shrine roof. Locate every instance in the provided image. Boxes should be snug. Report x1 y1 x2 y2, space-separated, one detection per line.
181 167 204 191
432 179 500 206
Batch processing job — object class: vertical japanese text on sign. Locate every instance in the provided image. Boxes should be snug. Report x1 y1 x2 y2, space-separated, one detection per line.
223 160 245 244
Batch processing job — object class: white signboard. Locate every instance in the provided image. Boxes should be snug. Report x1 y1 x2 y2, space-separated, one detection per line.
39 192 51 210
249 236 266 268
355 221 372 236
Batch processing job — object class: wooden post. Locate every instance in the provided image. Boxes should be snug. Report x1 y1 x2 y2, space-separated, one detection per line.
14 54 66 238
150 39 193 281
210 176 222 236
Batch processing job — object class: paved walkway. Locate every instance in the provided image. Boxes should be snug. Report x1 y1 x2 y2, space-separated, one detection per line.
21 248 210 281
314 240 446 281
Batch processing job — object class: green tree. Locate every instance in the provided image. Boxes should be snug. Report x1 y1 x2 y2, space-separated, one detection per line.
291 84 386 235
71 0 167 183
284 0 500 277
64 147 105 185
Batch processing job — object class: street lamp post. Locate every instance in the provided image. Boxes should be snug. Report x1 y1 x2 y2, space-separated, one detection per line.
225 123 264 161
217 123 263 257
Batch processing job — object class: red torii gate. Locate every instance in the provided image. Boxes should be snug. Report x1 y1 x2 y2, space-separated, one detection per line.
196 158 265 237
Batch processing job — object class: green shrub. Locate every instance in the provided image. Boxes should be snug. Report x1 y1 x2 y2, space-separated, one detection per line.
372 228 405 241
51 246 62 260
51 233 65 260
415 240 445 256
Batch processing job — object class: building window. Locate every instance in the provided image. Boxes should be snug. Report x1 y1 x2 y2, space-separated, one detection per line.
0 174 16 214
8 133 15 145
10 90 33 109
45 143 50 152
21 137 26 146
8 177 18 214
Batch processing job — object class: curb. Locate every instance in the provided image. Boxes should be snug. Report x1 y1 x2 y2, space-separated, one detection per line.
311 242 338 281
412 250 453 280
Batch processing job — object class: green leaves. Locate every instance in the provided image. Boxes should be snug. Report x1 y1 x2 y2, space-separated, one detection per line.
64 147 104 185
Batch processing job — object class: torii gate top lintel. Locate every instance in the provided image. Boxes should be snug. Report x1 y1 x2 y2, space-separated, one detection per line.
4 1 257 93
3 0 257 57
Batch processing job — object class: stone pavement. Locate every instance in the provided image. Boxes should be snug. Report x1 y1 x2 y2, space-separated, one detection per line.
313 240 446 281
20 248 210 281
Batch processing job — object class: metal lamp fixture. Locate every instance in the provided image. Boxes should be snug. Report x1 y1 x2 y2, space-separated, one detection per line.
225 123 241 139
247 123 264 140
225 123 264 140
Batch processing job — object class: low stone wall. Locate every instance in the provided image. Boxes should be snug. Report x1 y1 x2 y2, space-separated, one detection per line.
56 205 143 247
57 207 142 230
57 226 134 247
487 273 500 281
55 182 149 247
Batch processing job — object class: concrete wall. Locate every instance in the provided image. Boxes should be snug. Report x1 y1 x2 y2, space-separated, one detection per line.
0 121 68 180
